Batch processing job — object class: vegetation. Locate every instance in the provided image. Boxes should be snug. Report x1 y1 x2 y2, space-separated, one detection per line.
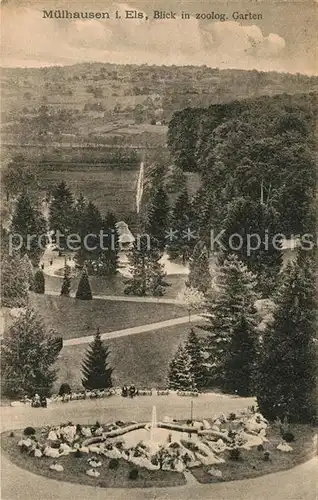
75 268 92 300
60 260 71 296
1 308 62 398
81 329 113 390
256 251 317 423
33 269 45 294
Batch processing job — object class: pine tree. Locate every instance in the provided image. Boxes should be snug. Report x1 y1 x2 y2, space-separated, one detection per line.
202 254 258 388
97 212 119 276
60 260 71 297
49 181 75 245
145 184 169 251
223 315 258 396
1 308 62 398
168 343 195 391
167 189 194 262
75 201 103 272
81 329 113 390
256 251 316 423
75 268 92 300
187 241 211 293
1 252 29 307
124 236 168 296
185 329 206 390
20 254 35 291
33 269 45 294
11 192 47 265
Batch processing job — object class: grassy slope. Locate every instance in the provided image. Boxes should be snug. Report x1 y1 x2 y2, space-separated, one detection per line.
28 293 187 340
55 323 204 390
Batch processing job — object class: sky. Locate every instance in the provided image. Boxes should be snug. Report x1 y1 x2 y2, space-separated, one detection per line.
1 0 317 74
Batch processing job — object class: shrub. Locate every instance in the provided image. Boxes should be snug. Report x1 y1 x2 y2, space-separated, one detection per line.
74 449 82 458
257 444 265 452
51 440 61 449
58 383 72 396
186 420 192 425
76 424 82 434
109 458 119 470
229 413 236 421
23 427 36 436
264 451 270 461
9 431 15 437
128 468 139 480
229 447 241 461
282 432 295 443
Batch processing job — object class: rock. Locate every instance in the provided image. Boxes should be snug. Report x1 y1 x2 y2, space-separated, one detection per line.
44 447 60 458
88 459 102 467
203 419 211 430
49 463 64 472
88 445 101 454
277 442 293 452
79 446 89 453
48 430 58 442
34 448 43 458
208 467 223 479
86 468 100 478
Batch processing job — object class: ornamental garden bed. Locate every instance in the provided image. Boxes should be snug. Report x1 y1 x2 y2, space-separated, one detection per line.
1 415 315 489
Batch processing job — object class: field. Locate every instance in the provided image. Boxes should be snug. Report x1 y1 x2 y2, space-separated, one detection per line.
38 165 139 219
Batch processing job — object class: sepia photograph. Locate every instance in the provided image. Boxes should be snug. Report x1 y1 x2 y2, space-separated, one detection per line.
0 1 317 499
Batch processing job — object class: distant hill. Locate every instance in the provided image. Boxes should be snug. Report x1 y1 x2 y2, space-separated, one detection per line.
1 63 317 147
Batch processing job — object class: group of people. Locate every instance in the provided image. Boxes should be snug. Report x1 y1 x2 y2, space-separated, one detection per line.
121 385 138 398
22 394 47 408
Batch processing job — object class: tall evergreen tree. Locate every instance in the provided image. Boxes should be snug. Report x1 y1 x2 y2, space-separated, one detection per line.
20 254 35 291
97 212 119 276
1 308 62 397
256 250 316 423
167 188 195 262
187 241 211 293
75 201 103 272
60 259 71 297
124 236 168 296
11 192 46 264
75 268 92 300
185 329 206 390
82 329 113 390
202 254 258 388
167 343 195 391
223 315 258 396
33 269 45 294
145 184 169 251
1 253 29 307
49 181 75 246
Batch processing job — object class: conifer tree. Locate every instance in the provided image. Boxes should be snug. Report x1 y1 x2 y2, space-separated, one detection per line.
75 201 103 272
98 212 119 276
202 254 258 388
1 253 29 307
1 308 62 397
82 329 113 390
167 188 194 262
11 192 46 264
187 241 211 293
33 269 45 294
21 254 35 291
223 315 258 396
124 236 168 296
75 268 92 300
256 250 316 423
60 260 71 296
185 329 206 390
145 184 169 251
168 343 195 391
49 181 75 245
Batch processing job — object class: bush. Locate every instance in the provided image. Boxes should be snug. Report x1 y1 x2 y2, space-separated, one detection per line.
109 458 119 470
282 432 295 443
58 383 72 396
23 427 36 436
128 468 139 480
229 413 236 421
9 431 15 437
74 449 82 458
257 444 265 452
228 447 241 461
34 269 45 294
264 451 270 461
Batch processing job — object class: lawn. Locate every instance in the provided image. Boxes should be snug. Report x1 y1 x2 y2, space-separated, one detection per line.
1 430 186 489
28 293 187 341
54 323 204 390
43 272 187 299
